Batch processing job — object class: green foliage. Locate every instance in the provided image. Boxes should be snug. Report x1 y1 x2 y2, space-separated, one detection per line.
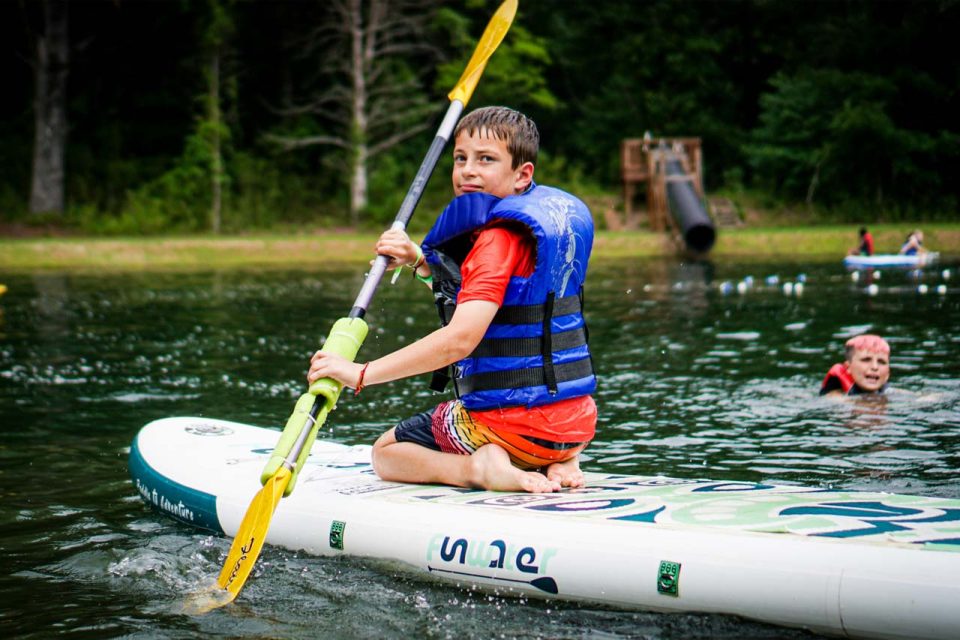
4 0 960 232
363 135 456 231
115 133 212 234
204 0 234 50
748 68 958 217
0 183 28 220
228 151 346 230
435 5 557 111
365 151 416 228
510 1 749 188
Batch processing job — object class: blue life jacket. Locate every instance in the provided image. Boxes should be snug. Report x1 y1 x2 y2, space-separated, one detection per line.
901 233 922 256
421 183 596 410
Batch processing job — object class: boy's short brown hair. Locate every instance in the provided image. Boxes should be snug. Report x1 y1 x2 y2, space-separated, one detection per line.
454 106 539 169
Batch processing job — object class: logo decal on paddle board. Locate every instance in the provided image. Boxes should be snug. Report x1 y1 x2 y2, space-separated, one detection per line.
329 520 346 550
657 560 681 596
425 534 559 594
185 422 234 436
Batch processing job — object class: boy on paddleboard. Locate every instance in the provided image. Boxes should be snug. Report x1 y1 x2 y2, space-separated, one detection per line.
307 106 597 493
820 334 890 396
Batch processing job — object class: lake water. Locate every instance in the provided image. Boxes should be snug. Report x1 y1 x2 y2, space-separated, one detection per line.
2 257 958 639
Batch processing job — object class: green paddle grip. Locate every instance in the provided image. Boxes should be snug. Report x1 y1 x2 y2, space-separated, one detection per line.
261 317 369 495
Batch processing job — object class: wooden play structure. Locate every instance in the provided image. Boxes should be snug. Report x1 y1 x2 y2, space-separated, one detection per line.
619 135 716 253
620 136 703 231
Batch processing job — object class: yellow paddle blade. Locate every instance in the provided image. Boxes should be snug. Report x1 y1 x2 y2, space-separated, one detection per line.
217 467 292 592
182 469 292 614
447 0 518 105
183 467 293 613
180 579 234 616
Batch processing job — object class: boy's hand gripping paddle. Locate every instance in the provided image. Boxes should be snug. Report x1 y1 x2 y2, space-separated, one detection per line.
183 0 519 614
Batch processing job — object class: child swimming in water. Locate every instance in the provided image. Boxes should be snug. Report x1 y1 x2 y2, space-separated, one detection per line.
820 334 890 396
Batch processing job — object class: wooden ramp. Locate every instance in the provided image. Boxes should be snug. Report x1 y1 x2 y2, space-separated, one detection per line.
709 197 743 228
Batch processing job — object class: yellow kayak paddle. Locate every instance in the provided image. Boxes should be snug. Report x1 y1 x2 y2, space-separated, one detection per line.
183 0 518 614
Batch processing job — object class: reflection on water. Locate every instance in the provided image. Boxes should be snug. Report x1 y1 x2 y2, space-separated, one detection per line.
0 258 958 638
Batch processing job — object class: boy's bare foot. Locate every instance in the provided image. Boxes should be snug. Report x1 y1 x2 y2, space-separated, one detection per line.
545 456 585 488
470 444 561 493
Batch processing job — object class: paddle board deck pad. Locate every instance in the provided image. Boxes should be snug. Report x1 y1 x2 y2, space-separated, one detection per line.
129 417 960 639
843 253 939 268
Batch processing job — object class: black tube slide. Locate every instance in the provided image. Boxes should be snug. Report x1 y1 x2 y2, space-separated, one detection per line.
665 158 716 253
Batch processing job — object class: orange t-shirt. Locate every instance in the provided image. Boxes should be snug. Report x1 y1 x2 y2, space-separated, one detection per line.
456 222 596 444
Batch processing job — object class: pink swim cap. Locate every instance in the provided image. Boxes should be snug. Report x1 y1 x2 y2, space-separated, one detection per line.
845 334 890 354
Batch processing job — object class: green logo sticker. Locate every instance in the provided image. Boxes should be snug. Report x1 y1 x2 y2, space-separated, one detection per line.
657 560 681 596
329 520 346 550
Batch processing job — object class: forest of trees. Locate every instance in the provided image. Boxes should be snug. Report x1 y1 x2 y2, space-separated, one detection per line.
2 0 958 235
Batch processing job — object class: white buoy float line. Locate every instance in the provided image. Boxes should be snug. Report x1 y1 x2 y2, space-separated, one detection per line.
848 266 952 296
715 268 950 298
646 268 947 297
717 273 807 296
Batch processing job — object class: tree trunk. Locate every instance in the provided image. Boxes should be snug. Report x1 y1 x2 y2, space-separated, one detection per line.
351 143 368 226
805 160 820 207
348 0 370 225
271 0 436 226
30 0 69 216
209 50 223 235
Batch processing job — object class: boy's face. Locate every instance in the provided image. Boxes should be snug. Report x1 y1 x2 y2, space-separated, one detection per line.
846 349 890 392
451 129 533 199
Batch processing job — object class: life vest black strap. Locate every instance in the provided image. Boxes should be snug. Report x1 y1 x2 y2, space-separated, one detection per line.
579 286 594 378
470 327 588 358
578 286 589 343
431 294 457 392
436 298 456 326
541 292 557 393
429 368 452 393
494 293 582 325
439 293 583 325
456 357 594 396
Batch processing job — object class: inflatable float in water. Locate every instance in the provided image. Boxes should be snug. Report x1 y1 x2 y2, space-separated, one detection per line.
843 253 939 268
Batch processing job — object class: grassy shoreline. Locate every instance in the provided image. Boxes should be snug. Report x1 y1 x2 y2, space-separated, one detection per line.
1 223 957 271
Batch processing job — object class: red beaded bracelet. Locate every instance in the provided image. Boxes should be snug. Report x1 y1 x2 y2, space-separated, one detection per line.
354 362 370 395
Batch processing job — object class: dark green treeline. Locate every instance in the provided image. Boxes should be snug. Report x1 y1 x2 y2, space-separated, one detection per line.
2 0 958 233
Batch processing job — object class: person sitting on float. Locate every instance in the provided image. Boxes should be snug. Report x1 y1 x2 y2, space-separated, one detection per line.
848 226 874 256
820 334 890 396
899 230 925 256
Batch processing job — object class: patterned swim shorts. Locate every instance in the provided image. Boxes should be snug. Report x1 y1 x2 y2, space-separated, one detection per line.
393 400 588 470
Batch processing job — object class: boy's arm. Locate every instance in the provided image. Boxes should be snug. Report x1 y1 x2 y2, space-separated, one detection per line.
308 225 527 389
375 228 419 268
376 228 432 285
307 299 498 389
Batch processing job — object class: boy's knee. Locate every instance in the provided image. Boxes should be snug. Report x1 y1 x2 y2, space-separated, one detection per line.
372 427 397 451
371 428 396 471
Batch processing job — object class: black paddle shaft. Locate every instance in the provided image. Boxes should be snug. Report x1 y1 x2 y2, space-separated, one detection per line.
348 101 465 320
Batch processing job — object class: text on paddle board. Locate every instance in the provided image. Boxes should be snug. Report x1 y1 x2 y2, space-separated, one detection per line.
427 534 557 574
135 478 195 522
